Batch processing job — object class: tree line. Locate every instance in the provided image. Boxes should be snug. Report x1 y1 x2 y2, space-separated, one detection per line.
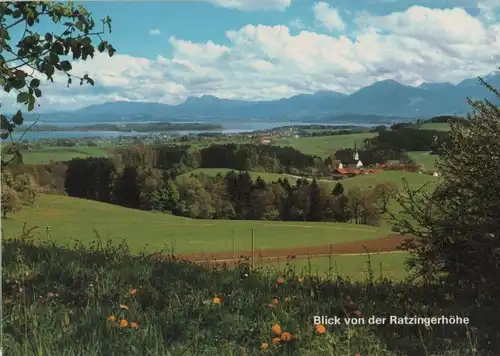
63 155 398 225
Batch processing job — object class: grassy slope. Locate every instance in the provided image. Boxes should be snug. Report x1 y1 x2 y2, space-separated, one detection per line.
2 194 390 254
338 171 439 191
275 133 377 157
3 237 478 355
22 146 112 164
419 123 451 131
407 151 441 170
182 168 299 184
185 168 438 192
270 252 410 281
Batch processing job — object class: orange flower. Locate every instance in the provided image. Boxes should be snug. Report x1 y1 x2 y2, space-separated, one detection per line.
276 276 285 285
129 289 138 296
107 315 116 322
261 343 269 350
119 319 128 328
272 337 280 345
119 304 129 310
280 332 292 342
272 298 279 305
315 324 326 334
271 324 282 336
213 297 221 304
129 321 138 329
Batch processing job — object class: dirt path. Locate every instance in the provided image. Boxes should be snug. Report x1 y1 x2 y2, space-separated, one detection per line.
176 234 411 263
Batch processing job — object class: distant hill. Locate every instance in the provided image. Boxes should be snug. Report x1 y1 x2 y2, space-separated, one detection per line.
23 72 500 123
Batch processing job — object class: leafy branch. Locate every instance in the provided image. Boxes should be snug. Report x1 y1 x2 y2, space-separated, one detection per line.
0 1 116 166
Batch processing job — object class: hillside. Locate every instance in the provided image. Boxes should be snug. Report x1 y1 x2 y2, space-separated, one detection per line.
2 194 390 254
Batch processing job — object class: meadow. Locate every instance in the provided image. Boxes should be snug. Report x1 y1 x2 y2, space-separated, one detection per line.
186 167 439 193
418 123 451 131
275 133 377 157
264 252 410 281
21 146 112 164
2 235 487 355
407 151 441 170
181 168 298 185
1 194 392 255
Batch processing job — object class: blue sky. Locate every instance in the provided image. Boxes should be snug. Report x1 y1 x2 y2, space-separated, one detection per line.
2 0 499 111
81 0 486 59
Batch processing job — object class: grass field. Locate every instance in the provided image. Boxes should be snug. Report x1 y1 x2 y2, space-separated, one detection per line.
181 168 299 184
185 167 438 192
407 151 441 170
337 170 439 191
1 194 391 255
21 146 113 164
276 133 377 157
3 235 480 355
419 123 451 131
266 252 410 281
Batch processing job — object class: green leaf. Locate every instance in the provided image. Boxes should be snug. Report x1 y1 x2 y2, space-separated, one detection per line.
28 96 36 111
87 78 95 86
75 21 84 32
44 33 53 43
34 88 42 98
30 78 40 88
1 115 11 131
12 110 23 125
52 42 64 55
107 45 116 57
60 60 72 71
17 92 31 103
45 63 55 78
97 41 106 53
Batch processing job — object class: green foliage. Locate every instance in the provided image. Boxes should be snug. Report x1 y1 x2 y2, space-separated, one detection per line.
332 182 344 196
392 74 500 299
0 1 115 166
1 186 21 218
1 169 38 218
148 180 180 213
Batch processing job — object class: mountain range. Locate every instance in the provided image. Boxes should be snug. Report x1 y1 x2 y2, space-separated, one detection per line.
26 72 500 123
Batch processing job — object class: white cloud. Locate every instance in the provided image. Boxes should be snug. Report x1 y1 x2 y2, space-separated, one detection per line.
312 2 346 32
1 4 498 111
477 0 500 22
289 18 306 31
149 28 161 36
354 6 487 44
207 0 291 11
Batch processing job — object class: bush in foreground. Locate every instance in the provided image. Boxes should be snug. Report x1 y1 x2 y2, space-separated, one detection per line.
1 234 497 356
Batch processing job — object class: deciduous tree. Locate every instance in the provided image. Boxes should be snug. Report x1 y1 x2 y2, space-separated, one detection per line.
392 73 500 299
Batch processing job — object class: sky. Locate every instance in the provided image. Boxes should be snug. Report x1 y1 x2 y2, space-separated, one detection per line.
2 0 500 112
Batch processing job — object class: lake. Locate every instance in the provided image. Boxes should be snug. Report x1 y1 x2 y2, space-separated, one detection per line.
7 121 375 141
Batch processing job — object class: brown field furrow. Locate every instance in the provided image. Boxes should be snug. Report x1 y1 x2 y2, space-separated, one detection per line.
172 234 412 263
